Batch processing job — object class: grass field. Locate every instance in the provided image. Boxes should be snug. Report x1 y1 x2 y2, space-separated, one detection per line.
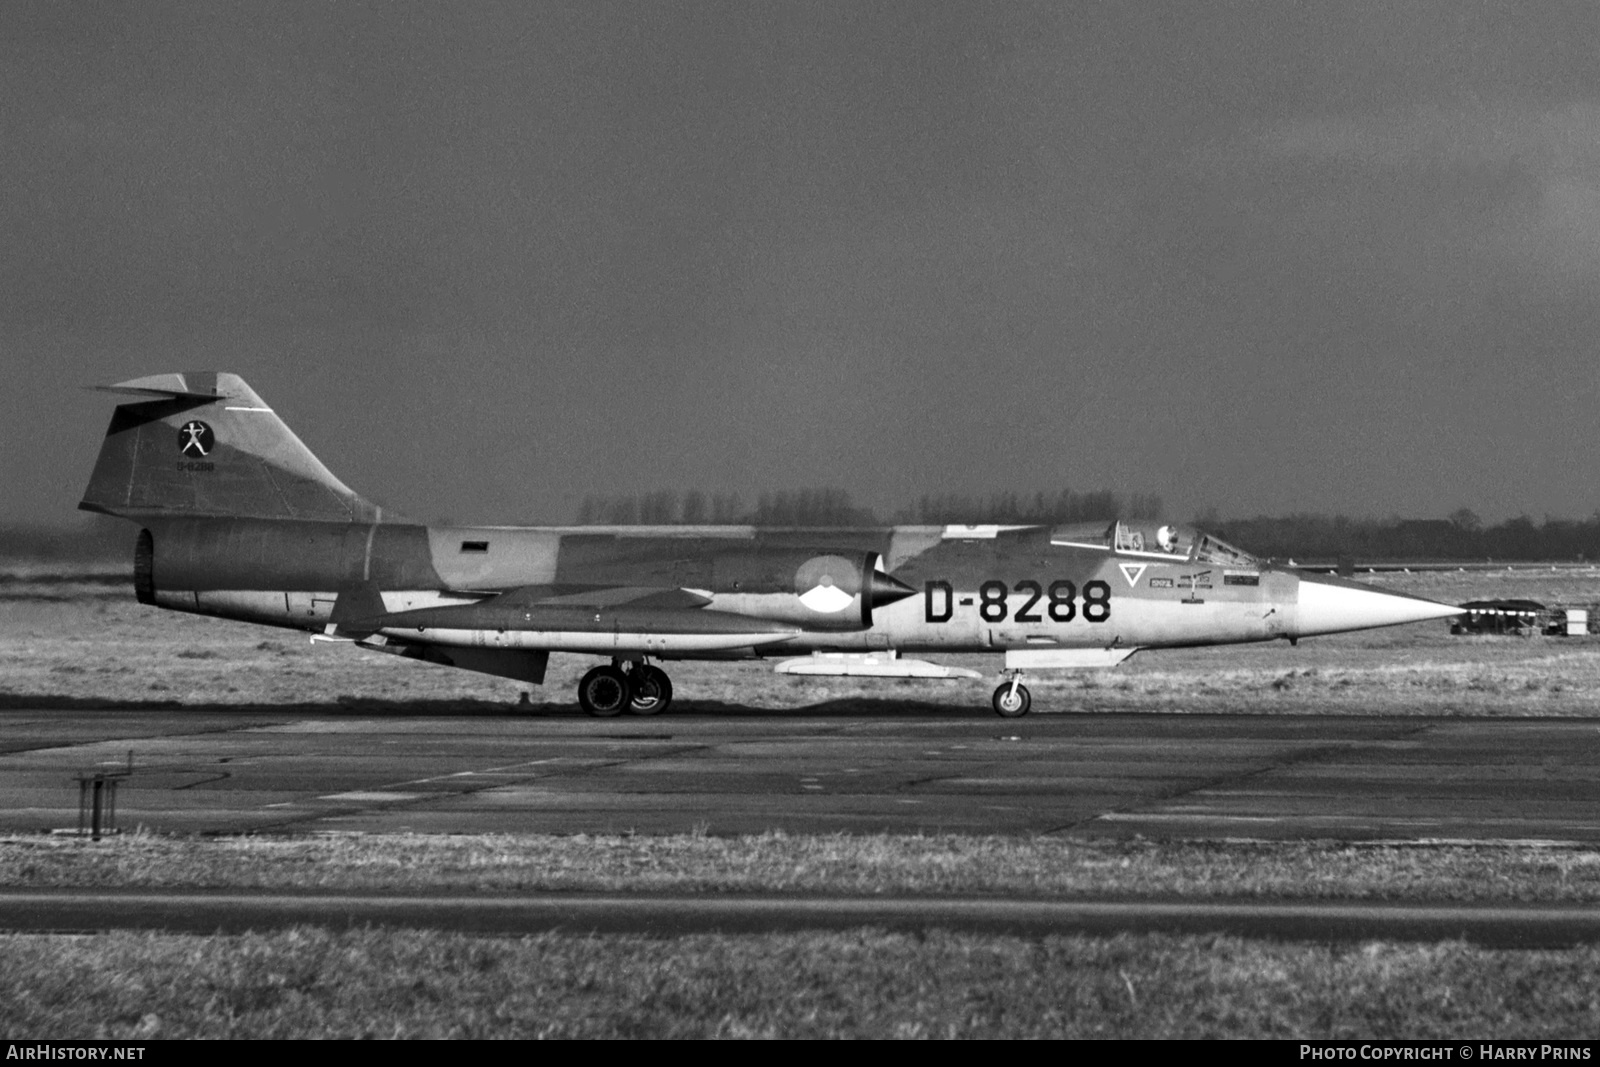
6 564 1600 1038
8 928 1600 1039
9 832 1600 903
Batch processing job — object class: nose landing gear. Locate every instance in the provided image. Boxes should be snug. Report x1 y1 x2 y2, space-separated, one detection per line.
992 671 1031 718
577 660 675 717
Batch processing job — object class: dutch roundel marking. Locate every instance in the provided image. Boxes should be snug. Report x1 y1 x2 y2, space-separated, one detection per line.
178 420 214 457
1117 563 1147 588
799 579 854 613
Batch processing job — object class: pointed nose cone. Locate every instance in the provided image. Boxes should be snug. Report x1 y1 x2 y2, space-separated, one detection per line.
1295 575 1464 637
865 570 916 610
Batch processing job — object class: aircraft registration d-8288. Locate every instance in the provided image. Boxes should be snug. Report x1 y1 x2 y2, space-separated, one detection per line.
80 374 1463 717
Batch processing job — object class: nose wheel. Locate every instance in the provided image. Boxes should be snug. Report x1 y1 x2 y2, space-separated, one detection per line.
577 661 675 717
992 674 1031 718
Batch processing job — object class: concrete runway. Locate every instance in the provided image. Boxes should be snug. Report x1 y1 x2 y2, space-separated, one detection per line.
5 706 1600 840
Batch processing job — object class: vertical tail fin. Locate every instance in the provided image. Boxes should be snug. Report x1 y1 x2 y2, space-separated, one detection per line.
79 372 385 522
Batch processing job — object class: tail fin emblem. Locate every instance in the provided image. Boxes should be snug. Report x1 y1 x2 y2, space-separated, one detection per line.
178 421 213 456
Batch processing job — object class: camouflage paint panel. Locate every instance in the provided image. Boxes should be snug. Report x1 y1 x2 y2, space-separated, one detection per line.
554 525 758 540
885 526 945 570
884 526 1057 587
87 398 208 514
547 533 877 591
148 518 352 591
548 535 904 619
711 547 872 595
146 518 440 592
367 525 450 588
744 528 895 553
417 526 911 595
550 534 709 588
426 527 561 589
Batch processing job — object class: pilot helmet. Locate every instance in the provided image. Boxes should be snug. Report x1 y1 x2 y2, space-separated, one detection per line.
1156 525 1178 552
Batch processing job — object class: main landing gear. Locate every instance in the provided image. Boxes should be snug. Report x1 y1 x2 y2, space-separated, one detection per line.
992 672 1031 718
577 660 674 718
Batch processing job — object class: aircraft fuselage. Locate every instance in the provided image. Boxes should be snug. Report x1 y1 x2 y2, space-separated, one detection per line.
138 516 1324 658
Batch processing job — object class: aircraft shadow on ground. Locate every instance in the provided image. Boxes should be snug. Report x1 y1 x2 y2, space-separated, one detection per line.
663 697 979 718
0 693 535 718
0 692 982 719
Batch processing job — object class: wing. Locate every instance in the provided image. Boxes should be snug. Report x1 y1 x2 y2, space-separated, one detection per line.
328 580 797 685
330 581 792 641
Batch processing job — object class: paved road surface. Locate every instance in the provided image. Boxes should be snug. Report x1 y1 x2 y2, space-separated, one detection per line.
3 890 1598 947
4 707 1600 840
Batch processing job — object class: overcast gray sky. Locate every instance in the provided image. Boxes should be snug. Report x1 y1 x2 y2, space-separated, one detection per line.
7 1 1599 526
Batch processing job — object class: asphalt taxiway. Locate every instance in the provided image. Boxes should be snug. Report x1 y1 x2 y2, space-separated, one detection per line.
4 706 1600 841
3 891 1598 947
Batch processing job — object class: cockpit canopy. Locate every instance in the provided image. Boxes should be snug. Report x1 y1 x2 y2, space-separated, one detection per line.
1050 520 1261 566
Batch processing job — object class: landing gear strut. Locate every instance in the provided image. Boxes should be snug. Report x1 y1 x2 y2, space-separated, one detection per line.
577 660 675 717
626 663 673 716
992 672 1031 718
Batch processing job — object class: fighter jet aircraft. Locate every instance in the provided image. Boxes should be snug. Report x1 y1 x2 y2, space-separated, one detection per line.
79 373 1464 717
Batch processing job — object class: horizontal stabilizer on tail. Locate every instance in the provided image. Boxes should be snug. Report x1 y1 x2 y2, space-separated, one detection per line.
90 373 237 402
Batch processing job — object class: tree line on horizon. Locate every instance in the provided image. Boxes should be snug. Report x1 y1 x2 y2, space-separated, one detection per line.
573 488 1163 528
1203 509 1600 563
574 491 1600 562
6 500 1599 564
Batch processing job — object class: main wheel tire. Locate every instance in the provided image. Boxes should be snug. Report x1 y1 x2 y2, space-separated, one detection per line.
627 665 673 716
992 681 1031 718
578 665 631 717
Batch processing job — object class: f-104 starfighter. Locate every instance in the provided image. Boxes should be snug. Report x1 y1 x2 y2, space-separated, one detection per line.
80 373 1464 717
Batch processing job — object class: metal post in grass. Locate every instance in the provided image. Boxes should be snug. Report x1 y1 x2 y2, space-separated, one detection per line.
74 764 130 841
